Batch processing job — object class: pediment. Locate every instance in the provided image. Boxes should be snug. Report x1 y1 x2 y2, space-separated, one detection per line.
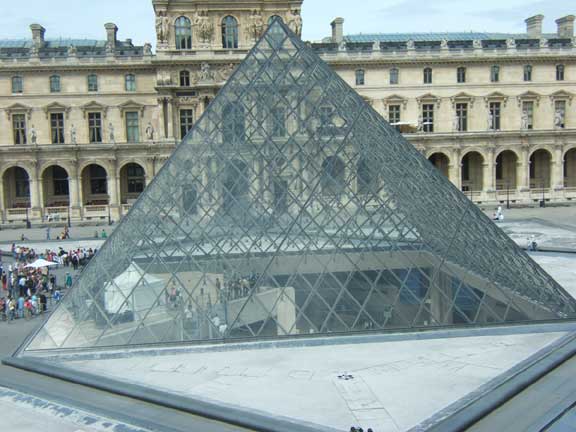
549 90 573 103
43 102 71 118
4 103 32 119
117 100 145 116
81 101 108 117
416 93 441 107
517 91 541 106
483 91 509 107
383 94 408 107
451 92 475 107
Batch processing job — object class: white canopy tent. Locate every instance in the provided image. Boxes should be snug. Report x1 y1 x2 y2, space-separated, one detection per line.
24 259 59 269
103 263 165 319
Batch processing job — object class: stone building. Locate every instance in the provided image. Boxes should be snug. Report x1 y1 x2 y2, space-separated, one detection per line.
0 0 573 224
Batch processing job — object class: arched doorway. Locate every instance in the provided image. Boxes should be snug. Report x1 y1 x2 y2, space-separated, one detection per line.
119 163 145 204
81 164 108 205
461 152 484 192
529 149 552 189
495 151 518 190
42 166 69 207
564 148 576 188
321 156 346 196
428 153 450 178
222 159 250 211
3 167 30 209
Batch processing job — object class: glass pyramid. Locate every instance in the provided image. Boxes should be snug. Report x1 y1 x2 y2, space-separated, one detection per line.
22 20 576 353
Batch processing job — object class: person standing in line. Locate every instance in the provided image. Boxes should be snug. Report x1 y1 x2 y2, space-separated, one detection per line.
65 272 73 290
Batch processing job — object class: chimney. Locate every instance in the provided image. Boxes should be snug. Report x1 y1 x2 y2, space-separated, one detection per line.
556 15 575 38
525 15 544 38
30 24 46 48
331 17 344 44
105 23 118 49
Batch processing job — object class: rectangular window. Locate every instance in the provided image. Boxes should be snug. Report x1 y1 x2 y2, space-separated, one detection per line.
54 178 69 196
50 113 65 144
87 74 98 92
12 114 27 145
390 68 399 85
15 173 29 198
457 67 466 83
489 102 501 130
555 100 566 129
12 76 23 94
125 74 136 92
422 104 434 133
125 112 140 143
556 65 565 81
522 101 534 130
50 75 61 93
180 109 194 139
423 68 432 84
456 103 468 132
388 105 401 129
355 69 365 86
490 65 500 83
271 107 286 137
88 112 103 143
523 65 532 82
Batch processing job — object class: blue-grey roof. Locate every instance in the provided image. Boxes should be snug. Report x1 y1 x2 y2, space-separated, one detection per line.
0 39 113 49
344 32 557 43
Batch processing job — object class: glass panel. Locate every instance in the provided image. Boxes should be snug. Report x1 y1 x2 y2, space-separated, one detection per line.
23 20 576 353
126 112 140 143
50 113 65 144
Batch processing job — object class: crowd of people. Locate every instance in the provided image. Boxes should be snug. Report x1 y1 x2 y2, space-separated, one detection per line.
0 243 97 322
219 273 261 300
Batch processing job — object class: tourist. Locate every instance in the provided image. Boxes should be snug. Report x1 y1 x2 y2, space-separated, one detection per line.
46 227 51 240
65 272 73 290
101 229 108 239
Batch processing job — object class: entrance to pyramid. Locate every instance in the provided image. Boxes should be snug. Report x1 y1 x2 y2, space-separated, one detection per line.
22 19 576 353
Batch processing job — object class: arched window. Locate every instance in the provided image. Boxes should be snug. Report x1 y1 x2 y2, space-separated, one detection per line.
222 16 239 49
355 69 365 86
179 70 190 87
11 76 23 94
423 67 432 84
175 16 192 50
321 156 346 196
390 68 399 85
50 75 61 93
125 74 136 92
222 103 245 146
523 65 532 82
556 64 565 81
223 159 249 211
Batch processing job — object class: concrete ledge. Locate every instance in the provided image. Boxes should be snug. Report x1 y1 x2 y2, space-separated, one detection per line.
2 356 337 432
411 330 576 432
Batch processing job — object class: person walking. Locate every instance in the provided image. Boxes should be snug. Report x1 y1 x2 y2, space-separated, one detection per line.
65 272 73 290
46 227 51 240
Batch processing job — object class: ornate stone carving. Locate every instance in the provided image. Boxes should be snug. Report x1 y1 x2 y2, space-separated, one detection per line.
219 63 236 81
506 39 516 48
194 9 214 44
440 39 448 49
199 63 213 82
554 109 565 129
108 122 116 144
287 9 303 37
67 45 77 56
248 9 265 41
406 39 415 50
70 124 77 145
473 39 482 49
29 126 37 145
539 38 548 48
143 43 152 55
145 122 155 141
157 70 172 86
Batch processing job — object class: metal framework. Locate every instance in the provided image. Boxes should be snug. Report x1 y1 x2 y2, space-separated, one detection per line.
22 19 576 353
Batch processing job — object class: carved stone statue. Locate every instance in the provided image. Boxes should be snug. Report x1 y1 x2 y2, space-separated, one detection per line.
194 9 214 44
199 62 213 81
417 114 423 132
249 9 264 41
156 11 170 44
406 39 415 50
67 45 77 56
219 63 236 80
440 39 448 49
287 9 303 37
143 43 152 55
506 39 516 49
29 126 37 145
145 122 155 140
473 39 482 49
521 111 529 130
108 122 115 143
488 112 494 130
539 38 548 48
70 124 77 144
452 113 459 132
555 109 565 129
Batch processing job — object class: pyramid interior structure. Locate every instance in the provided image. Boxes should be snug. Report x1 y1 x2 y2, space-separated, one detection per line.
21 20 576 354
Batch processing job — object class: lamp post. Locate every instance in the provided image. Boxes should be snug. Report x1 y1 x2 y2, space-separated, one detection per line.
506 180 510 210
107 203 112 226
67 205 71 228
541 180 546 208
25 206 31 229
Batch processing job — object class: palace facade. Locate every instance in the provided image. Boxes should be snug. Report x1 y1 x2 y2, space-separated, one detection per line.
0 0 574 224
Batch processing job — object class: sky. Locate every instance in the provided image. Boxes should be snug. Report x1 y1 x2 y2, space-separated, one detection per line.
0 0 573 45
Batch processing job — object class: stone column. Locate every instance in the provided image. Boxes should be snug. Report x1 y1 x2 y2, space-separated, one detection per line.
449 149 462 190
68 176 80 208
108 176 120 207
167 98 175 140
0 178 5 223
552 144 564 191
518 148 530 192
483 148 496 195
